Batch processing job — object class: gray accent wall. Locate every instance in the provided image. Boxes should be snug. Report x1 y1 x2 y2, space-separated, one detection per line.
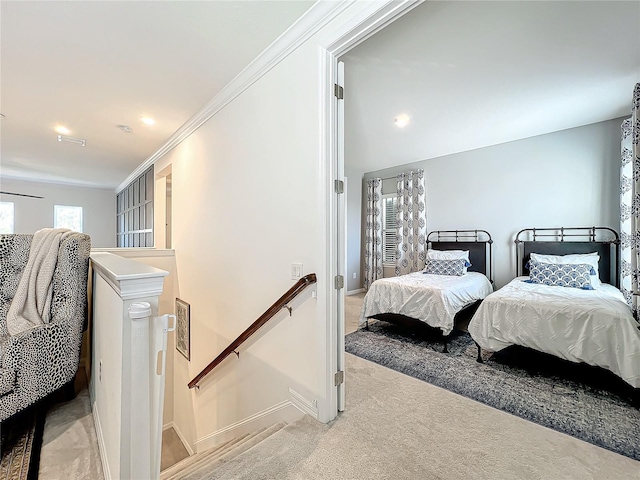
346 118 623 290
0 178 116 247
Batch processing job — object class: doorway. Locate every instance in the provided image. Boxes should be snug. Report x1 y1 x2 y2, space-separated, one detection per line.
155 165 173 249
165 174 172 249
323 0 419 422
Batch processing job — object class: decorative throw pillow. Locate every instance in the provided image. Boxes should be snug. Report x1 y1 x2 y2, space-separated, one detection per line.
529 252 601 288
423 258 467 276
426 250 471 273
524 261 594 290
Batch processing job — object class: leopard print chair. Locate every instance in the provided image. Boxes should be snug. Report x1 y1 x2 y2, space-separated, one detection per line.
0 232 91 421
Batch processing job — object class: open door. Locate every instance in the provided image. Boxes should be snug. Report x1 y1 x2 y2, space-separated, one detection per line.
336 60 346 412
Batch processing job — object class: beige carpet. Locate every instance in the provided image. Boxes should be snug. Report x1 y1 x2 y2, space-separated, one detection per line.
161 427 189 471
38 388 104 480
204 352 640 479
345 292 365 335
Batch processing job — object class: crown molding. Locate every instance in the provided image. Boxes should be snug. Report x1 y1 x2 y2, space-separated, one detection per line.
116 0 353 193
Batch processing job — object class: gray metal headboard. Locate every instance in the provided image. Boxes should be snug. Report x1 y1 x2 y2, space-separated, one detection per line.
514 227 620 287
427 230 493 283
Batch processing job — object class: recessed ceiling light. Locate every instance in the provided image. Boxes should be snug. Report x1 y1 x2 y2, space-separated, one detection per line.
57 134 86 147
140 116 155 126
117 124 133 133
394 114 410 128
55 125 71 135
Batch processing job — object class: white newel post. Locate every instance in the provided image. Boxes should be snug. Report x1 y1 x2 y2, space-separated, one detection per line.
90 252 173 480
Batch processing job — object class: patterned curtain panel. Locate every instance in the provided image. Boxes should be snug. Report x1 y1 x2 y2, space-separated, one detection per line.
364 178 383 291
620 82 640 316
395 169 427 276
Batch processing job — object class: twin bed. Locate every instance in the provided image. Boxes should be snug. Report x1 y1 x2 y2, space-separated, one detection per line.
360 227 640 391
360 230 494 350
470 227 640 389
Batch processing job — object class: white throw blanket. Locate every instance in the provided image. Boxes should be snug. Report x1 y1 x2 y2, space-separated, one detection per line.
6 228 72 336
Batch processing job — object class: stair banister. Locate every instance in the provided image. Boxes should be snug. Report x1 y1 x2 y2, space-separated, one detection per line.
188 273 317 389
90 252 170 480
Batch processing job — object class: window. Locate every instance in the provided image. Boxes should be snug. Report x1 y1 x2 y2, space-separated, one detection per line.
382 194 398 264
0 202 15 234
116 166 154 247
54 205 83 232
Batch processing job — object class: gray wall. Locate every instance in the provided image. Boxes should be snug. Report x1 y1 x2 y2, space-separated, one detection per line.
0 178 116 247
346 118 624 290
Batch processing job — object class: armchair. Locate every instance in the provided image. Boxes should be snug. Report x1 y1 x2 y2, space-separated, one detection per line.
0 232 90 421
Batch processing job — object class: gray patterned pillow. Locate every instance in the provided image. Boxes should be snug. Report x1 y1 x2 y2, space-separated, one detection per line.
423 258 466 276
524 261 594 290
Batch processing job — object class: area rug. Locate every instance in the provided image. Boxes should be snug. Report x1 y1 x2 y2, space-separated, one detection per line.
345 320 640 461
0 407 45 480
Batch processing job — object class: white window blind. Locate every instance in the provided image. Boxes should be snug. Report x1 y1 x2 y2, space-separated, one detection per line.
382 194 398 264
0 202 15 234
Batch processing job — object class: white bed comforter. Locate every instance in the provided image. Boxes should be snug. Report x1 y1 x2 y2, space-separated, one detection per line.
360 271 493 335
468 277 640 388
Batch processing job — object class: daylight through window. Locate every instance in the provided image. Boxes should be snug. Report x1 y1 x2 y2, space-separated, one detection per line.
382 194 398 264
54 205 83 232
0 202 15 234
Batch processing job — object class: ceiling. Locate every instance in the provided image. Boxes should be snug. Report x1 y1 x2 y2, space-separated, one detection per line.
342 1 640 174
2 1 639 190
0 0 314 189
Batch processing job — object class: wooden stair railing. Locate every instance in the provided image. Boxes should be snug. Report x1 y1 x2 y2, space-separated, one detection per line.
188 273 317 389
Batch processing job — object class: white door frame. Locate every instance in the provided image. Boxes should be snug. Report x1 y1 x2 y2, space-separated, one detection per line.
319 0 420 423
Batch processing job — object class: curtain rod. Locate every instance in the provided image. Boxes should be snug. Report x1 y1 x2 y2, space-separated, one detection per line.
372 168 424 182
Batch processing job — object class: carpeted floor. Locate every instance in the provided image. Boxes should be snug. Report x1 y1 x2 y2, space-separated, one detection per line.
0 406 45 480
345 319 640 461
203 353 640 480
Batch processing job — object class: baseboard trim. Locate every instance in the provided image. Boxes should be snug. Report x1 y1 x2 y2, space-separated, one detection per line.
194 400 303 453
346 288 364 296
91 402 112 480
289 388 319 419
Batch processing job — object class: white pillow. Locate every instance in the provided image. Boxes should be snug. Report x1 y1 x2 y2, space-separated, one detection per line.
529 252 602 288
427 249 469 261
427 249 470 273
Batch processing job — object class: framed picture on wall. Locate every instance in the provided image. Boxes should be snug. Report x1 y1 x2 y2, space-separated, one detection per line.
175 298 190 361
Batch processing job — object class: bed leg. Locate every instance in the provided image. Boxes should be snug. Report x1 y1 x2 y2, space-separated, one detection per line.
365 319 369 330
475 341 483 363
443 338 449 353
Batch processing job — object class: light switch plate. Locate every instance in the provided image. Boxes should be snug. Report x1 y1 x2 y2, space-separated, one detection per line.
291 263 303 280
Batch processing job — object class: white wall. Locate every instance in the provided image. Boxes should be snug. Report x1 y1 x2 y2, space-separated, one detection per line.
345 164 364 292
350 118 623 288
153 59 322 447
0 178 116 247
149 2 389 452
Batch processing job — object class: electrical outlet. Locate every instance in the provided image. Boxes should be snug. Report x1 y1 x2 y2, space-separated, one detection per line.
352 272 357 279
